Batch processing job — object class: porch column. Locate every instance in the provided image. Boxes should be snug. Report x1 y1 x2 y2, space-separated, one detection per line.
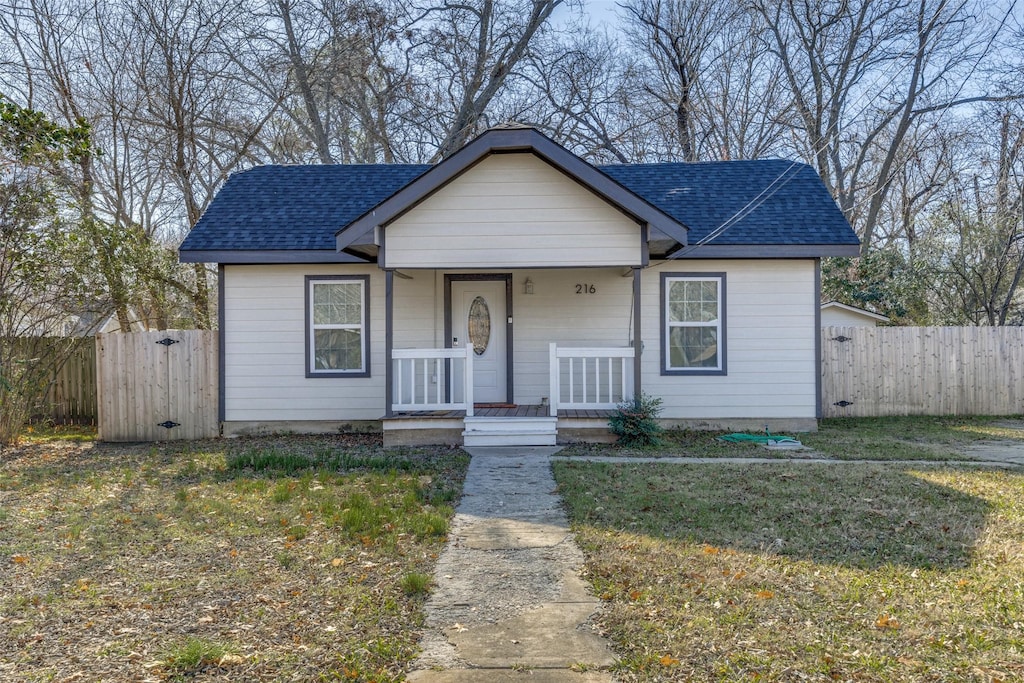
633 266 642 401
385 269 394 418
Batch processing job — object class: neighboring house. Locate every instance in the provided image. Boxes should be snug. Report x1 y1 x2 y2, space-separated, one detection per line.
70 309 148 336
179 126 860 446
820 301 890 327
13 306 147 337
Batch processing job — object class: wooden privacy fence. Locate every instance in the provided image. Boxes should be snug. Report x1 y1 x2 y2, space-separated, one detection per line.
44 341 97 424
7 338 98 424
97 330 218 441
822 326 1024 417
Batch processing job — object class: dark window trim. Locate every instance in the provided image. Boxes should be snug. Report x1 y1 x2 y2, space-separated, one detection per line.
660 272 727 376
305 274 371 378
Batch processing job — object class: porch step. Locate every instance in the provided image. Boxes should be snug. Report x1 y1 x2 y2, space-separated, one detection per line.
462 416 558 447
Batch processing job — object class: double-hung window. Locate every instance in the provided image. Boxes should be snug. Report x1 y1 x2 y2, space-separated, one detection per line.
661 273 726 375
306 275 369 377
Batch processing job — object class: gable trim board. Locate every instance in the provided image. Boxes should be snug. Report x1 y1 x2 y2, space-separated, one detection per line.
381 153 649 269
182 126 860 438
335 128 690 259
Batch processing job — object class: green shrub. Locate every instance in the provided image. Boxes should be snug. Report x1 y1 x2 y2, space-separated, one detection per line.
608 393 665 448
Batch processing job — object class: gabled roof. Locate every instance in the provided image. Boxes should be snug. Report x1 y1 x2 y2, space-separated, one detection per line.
334 126 689 256
179 127 860 264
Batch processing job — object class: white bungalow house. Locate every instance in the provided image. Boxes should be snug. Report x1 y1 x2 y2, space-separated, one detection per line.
179 126 860 446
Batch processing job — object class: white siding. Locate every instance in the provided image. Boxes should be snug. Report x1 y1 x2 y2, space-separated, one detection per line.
641 260 818 419
509 269 635 403
223 259 819 425
384 153 643 268
223 264 386 421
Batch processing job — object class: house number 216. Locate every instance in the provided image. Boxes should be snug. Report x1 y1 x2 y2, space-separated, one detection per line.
575 284 597 294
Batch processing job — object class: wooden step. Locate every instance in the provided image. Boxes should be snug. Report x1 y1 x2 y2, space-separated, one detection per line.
462 416 558 447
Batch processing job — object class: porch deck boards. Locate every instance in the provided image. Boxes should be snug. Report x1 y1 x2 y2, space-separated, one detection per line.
385 405 614 419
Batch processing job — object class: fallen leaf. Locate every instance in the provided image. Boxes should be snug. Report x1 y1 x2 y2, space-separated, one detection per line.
331 558 344 567
629 589 642 601
660 654 680 666
702 545 720 555
11 555 29 565
452 623 468 632
756 590 775 599
875 614 900 630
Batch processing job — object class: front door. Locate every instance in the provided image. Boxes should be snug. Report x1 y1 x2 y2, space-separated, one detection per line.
448 277 509 404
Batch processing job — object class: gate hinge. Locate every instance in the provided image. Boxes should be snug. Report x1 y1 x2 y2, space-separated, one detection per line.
157 420 180 429
833 400 854 408
156 338 179 346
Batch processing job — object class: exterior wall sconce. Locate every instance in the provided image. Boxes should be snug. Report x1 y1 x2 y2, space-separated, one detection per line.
523 277 534 294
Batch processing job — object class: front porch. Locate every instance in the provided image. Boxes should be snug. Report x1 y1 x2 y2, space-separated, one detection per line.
383 343 633 446
383 405 618 447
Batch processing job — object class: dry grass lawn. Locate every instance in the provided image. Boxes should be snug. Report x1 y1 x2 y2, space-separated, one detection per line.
555 460 1024 682
0 431 468 682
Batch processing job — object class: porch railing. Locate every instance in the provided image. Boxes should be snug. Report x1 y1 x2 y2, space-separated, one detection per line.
549 343 634 416
391 345 474 416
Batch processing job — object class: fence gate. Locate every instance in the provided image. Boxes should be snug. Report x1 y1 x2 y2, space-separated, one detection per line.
97 330 218 441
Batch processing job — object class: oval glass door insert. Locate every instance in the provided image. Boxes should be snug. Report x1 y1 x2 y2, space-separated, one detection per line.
467 296 490 356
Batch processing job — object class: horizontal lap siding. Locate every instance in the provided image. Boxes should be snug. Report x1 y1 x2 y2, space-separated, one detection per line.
643 260 817 419
223 265 385 421
385 153 642 268
512 269 634 403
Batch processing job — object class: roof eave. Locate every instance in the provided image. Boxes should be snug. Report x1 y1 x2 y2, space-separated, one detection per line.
179 249 370 264
667 243 861 259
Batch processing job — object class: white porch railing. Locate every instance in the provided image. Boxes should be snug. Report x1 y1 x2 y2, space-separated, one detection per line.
549 343 634 416
392 344 474 416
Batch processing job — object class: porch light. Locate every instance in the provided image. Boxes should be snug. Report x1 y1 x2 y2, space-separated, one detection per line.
523 277 534 294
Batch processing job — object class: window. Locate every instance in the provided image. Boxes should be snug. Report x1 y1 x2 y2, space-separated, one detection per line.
661 273 726 375
306 275 369 377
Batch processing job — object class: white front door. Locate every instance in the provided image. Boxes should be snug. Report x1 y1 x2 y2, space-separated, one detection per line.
451 279 508 404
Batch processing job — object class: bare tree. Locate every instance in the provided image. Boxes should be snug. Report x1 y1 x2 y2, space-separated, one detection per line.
619 0 741 161
926 108 1024 325
752 0 1020 254
238 0 416 164
414 0 567 160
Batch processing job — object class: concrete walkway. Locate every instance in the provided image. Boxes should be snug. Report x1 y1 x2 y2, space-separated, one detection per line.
406 441 1021 681
407 447 616 682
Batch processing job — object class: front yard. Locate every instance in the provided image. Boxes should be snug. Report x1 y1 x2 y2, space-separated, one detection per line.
555 457 1024 681
2 416 1023 682
0 432 468 682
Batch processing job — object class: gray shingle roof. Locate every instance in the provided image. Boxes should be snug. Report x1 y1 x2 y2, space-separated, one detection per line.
179 156 858 258
181 164 429 252
600 160 860 247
